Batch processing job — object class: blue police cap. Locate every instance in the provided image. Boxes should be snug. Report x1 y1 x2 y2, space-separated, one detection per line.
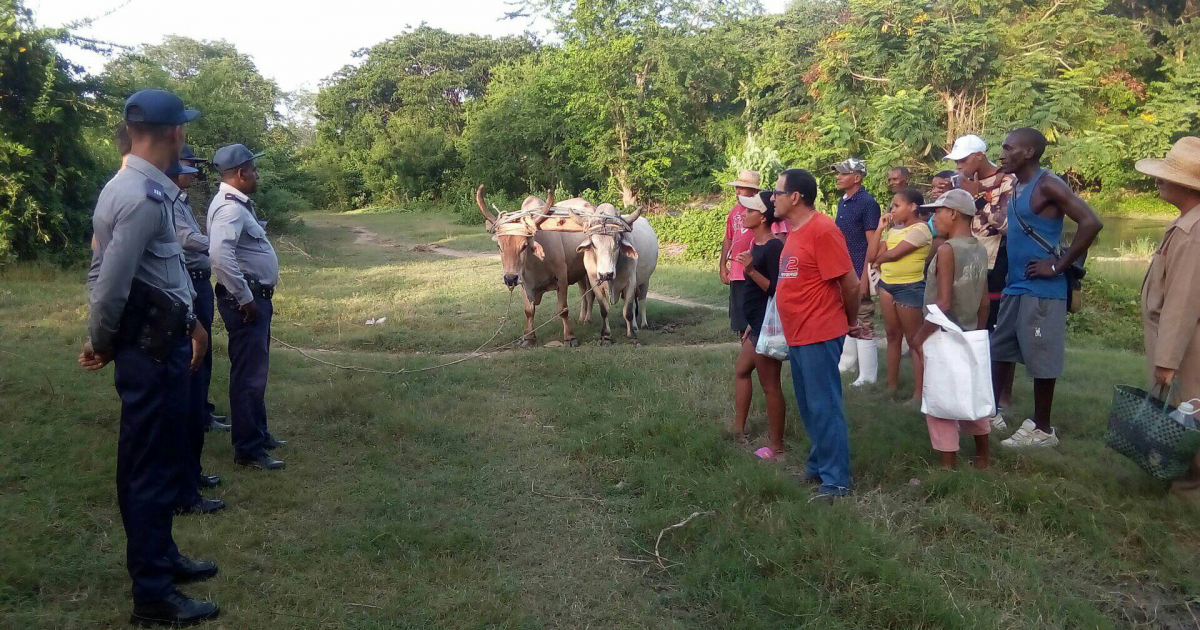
180 144 208 164
165 161 200 178
212 144 265 172
124 90 199 125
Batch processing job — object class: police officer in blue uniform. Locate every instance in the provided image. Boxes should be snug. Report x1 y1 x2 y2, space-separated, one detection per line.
208 144 286 470
79 89 220 626
167 159 225 515
179 145 232 434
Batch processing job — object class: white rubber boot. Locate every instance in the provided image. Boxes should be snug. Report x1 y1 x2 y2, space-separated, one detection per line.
838 337 858 374
851 339 878 386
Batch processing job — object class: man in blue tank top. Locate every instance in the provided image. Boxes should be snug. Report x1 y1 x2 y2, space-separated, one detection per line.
990 128 1102 448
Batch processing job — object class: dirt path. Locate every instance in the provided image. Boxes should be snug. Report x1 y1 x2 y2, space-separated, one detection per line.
345 221 722 312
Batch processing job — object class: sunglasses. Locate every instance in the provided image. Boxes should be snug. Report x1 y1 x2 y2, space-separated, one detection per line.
771 190 793 197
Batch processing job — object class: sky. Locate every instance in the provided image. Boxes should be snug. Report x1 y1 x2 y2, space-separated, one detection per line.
35 0 791 93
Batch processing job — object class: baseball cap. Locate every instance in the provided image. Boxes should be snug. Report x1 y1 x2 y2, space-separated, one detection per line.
921 189 977 216
945 134 987 161
180 144 208 164
831 157 867 175
212 144 265 172
124 90 199 125
165 161 199 178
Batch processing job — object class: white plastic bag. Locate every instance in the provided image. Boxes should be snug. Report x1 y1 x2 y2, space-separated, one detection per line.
920 304 996 421
755 297 789 361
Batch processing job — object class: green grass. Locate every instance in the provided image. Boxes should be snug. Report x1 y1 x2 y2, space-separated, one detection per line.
3 209 1199 629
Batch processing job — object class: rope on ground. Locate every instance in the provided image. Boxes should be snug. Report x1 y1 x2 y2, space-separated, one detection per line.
652 510 714 569
271 285 597 376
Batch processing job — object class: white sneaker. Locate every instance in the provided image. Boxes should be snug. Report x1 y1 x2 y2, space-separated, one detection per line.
988 412 1008 432
1001 419 1059 448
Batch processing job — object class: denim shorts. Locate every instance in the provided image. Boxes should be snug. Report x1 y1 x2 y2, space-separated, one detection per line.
877 280 926 308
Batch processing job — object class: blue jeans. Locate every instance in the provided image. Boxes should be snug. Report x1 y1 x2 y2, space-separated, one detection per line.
787 337 853 495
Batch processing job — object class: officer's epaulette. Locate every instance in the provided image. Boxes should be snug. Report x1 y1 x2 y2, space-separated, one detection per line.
225 193 242 201
144 180 166 202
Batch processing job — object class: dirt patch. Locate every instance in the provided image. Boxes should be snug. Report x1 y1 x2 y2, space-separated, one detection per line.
646 292 722 312
352 226 381 245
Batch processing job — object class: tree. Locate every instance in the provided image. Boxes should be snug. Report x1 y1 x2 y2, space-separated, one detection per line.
0 0 107 261
312 26 536 206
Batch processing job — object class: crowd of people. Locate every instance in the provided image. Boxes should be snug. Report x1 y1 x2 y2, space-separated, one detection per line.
72 83 1200 625
720 130 1200 496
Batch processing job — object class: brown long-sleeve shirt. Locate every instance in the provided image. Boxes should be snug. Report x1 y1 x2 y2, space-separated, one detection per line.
1142 206 1200 402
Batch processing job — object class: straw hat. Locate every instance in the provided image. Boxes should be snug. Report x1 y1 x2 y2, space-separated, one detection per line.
1136 137 1200 192
727 169 762 190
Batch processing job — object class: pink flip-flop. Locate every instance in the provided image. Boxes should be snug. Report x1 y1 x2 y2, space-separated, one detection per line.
754 446 782 461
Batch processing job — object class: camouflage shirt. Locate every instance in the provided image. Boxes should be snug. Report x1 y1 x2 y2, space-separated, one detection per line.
970 170 1017 269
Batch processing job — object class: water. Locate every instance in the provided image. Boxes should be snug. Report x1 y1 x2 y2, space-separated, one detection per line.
1067 216 1169 258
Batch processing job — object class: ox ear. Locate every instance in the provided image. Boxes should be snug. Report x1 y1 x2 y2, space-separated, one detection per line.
576 240 593 253
620 242 639 259
530 241 546 260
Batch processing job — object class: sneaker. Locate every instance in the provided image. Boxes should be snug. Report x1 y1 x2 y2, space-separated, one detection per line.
988 412 1008 432
1001 419 1059 448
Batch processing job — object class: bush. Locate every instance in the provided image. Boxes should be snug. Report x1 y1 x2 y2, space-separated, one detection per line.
1082 191 1175 218
647 207 727 261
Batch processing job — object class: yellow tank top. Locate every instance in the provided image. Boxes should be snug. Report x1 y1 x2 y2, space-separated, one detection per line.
880 222 932 285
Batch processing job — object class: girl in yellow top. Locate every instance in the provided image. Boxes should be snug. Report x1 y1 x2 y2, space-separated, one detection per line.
872 188 933 402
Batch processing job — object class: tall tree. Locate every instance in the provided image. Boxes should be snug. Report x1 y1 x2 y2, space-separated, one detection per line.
0 0 106 261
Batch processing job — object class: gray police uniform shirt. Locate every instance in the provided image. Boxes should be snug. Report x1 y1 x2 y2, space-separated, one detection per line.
173 191 211 271
87 155 196 354
207 182 279 305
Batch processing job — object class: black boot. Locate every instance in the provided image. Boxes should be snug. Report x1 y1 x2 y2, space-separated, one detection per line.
198 473 222 489
130 590 219 626
172 556 219 584
263 433 288 450
235 453 285 470
207 414 230 432
176 497 226 516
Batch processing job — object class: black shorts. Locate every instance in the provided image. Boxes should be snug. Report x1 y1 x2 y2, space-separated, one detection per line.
729 281 748 334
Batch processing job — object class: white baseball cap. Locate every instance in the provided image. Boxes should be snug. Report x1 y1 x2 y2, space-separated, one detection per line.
944 134 987 161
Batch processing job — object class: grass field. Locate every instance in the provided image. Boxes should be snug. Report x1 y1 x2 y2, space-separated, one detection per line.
2 208 1199 629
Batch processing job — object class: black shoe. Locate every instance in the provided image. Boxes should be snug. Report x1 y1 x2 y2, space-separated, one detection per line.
207 414 230 432
198 474 222 489
172 556 219 584
130 590 219 626
235 453 285 470
176 497 225 516
263 434 288 450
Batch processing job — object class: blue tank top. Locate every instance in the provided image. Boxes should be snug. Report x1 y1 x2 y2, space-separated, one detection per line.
1004 169 1067 299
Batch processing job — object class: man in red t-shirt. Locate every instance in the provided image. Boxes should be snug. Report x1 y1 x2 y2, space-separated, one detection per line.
772 168 861 498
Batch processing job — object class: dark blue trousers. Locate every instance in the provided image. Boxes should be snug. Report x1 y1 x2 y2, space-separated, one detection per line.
217 294 273 460
114 340 190 604
180 276 214 508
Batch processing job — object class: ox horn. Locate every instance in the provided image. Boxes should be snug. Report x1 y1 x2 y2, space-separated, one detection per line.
620 206 643 225
567 207 584 227
534 190 555 227
476 185 498 224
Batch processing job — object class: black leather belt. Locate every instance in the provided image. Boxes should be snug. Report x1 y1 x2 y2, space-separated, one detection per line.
215 280 274 301
189 268 211 282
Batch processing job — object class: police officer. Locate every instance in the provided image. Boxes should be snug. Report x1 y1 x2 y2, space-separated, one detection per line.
79 89 220 626
179 145 230 433
167 159 226 515
209 144 286 470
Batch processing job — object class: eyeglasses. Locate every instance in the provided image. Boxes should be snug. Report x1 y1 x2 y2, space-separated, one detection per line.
771 190 789 197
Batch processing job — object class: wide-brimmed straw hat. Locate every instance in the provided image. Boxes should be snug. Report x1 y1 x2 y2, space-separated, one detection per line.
1136 137 1200 192
727 169 762 190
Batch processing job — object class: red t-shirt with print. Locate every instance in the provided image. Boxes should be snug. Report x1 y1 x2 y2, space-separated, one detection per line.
775 212 855 346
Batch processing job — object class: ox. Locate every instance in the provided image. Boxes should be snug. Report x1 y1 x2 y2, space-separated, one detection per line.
568 203 659 344
476 186 591 347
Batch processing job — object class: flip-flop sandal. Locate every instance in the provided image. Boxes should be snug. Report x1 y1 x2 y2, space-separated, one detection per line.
754 446 783 461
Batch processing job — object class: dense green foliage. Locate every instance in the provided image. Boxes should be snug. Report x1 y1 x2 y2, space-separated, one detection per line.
0 0 106 262
3 0 1198 261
